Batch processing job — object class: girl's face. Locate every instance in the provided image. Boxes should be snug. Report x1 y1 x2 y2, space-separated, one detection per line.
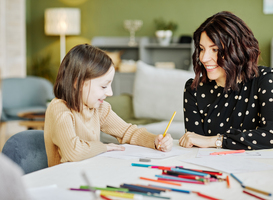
82 66 115 109
199 31 226 87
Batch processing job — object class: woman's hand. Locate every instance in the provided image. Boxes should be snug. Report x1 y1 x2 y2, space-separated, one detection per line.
106 143 125 152
179 132 217 148
155 133 173 152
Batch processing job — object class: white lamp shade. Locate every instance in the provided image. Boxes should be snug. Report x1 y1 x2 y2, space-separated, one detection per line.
45 8 81 35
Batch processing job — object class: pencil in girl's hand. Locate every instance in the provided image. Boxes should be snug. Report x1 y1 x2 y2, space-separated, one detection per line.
158 111 176 149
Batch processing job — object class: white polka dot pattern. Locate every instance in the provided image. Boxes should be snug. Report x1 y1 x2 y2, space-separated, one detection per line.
183 66 273 150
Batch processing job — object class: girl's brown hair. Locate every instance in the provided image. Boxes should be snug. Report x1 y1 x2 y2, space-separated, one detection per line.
192 11 260 92
54 44 113 112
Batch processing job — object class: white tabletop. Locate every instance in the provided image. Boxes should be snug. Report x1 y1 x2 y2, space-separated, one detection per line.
23 141 273 200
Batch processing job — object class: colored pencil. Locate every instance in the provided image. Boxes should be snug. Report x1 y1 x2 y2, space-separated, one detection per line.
70 188 91 191
226 175 230 188
134 184 170 192
210 149 245 155
120 184 161 194
96 190 142 200
131 163 152 168
140 177 181 186
106 186 170 200
149 184 191 194
171 167 210 177
192 191 220 200
242 185 272 196
158 111 176 148
175 167 222 176
157 178 205 185
230 173 243 185
127 191 171 199
243 190 267 200
100 195 113 200
80 186 129 192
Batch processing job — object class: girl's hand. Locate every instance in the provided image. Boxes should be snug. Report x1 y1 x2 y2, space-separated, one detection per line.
106 143 125 151
155 133 173 152
179 132 217 148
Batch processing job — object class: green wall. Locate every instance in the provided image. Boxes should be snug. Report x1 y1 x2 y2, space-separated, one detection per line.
27 0 273 81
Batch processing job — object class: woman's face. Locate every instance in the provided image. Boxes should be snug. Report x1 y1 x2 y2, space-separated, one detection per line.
199 31 226 87
82 66 115 109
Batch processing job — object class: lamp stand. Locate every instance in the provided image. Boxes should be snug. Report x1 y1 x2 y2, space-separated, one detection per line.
60 34 66 63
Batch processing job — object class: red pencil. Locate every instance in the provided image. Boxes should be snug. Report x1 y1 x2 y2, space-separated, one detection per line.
192 191 220 200
243 190 267 200
100 195 113 200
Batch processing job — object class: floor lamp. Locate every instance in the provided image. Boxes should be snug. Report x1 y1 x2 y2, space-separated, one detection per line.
44 8 81 63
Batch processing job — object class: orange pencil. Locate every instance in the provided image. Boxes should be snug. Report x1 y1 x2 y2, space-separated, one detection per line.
226 175 230 188
139 177 181 186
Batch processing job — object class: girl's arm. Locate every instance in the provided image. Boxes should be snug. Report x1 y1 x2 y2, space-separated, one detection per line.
99 101 173 151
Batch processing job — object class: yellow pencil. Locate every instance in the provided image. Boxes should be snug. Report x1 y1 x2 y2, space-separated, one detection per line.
96 190 142 199
158 111 176 149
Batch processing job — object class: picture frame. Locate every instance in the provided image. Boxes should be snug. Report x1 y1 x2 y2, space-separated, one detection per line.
263 0 273 14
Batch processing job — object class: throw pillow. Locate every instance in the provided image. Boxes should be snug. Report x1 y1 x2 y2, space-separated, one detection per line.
133 60 195 121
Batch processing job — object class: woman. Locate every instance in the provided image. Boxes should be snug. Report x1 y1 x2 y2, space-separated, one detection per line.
179 11 273 150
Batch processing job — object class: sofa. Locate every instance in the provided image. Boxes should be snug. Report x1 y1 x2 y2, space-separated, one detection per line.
101 60 195 143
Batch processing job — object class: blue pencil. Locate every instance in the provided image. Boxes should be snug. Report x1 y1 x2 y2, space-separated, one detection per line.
230 173 243 185
170 168 210 177
149 184 191 194
131 163 152 168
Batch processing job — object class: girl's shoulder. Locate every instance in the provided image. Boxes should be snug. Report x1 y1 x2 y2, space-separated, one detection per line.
47 98 70 113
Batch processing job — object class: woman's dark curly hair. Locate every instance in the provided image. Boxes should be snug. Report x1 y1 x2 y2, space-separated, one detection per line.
191 11 260 92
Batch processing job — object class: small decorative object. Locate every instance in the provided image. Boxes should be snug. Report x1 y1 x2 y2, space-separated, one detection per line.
154 18 178 46
178 35 192 44
105 50 123 70
155 30 173 46
155 62 175 69
119 60 137 73
123 20 143 46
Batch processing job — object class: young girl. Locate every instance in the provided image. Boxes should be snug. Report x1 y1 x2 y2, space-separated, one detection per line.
44 44 173 167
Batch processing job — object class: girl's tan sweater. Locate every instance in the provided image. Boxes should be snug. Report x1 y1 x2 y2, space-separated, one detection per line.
44 98 157 167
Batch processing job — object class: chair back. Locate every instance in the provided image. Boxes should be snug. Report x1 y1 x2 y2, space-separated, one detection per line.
1 76 54 121
2 130 48 174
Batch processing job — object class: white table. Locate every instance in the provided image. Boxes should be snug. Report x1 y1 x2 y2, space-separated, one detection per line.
23 141 273 200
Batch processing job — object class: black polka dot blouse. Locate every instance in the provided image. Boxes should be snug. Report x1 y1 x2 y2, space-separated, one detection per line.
184 66 273 150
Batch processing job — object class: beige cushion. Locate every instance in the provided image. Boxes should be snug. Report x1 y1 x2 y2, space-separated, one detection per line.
133 61 195 121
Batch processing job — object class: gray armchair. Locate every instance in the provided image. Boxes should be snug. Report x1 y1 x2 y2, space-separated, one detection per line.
2 130 48 174
1 76 54 121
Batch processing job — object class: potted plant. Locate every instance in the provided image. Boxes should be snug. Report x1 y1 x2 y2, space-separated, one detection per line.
154 18 178 46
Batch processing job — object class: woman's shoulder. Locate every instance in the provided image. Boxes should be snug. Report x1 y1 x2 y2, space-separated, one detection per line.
258 66 273 74
256 66 273 80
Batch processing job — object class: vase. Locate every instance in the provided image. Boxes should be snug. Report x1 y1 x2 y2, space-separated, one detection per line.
155 30 173 46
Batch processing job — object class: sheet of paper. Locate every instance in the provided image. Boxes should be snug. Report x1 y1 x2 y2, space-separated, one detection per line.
181 156 273 174
27 185 92 200
97 144 189 160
